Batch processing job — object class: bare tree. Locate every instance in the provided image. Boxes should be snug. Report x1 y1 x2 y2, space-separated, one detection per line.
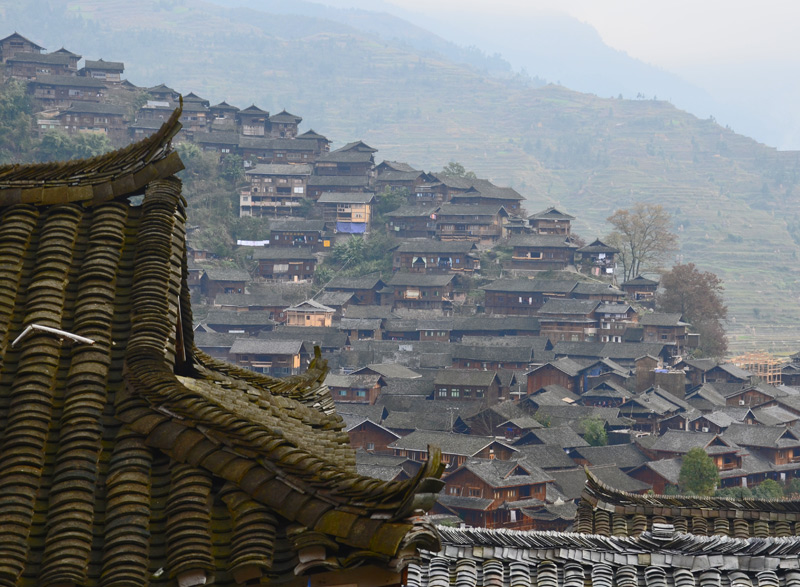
605 203 678 282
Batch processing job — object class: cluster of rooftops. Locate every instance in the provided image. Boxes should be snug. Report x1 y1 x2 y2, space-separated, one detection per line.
6 33 800 587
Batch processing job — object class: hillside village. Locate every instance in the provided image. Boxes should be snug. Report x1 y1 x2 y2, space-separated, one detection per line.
8 31 800 534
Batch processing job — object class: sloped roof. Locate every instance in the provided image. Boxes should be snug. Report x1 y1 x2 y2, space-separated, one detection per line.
482 278 577 294
83 58 124 71
528 206 575 220
396 239 477 254
577 238 619 253
316 191 376 204
0 105 443 583
508 234 578 248
387 273 454 287
434 369 499 387
245 163 313 176
269 109 302 123
639 312 687 326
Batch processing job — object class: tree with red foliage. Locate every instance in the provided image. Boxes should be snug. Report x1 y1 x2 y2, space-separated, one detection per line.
658 263 728 357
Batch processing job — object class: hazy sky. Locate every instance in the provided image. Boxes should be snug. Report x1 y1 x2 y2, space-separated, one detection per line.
367 0 800 69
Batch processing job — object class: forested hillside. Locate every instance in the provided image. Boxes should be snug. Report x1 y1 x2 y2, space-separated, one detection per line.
2 0 800 350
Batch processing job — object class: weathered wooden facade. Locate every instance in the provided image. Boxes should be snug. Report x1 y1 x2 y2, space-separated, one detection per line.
508 234 578 271
249 247 317 281
317 192 375 233
393 239 479 273
239 163 313 217
387 273 454 311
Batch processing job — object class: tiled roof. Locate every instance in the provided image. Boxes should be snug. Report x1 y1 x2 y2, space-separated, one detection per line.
639 312 686 326
316 191 376 204
396 239 477 254
528 206 575 220
83 58 124 71
387 273 454 287
508 234 578 248
307 175 370 187
481 278 577 294
0 106 443 583
245 163 313 176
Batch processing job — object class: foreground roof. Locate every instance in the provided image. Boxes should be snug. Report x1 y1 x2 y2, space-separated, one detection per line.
411 524 800 587
0 105 444 584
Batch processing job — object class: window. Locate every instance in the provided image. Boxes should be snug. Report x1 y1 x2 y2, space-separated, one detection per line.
438 389 447 397
338 390 347 396
451 390 460 398
356 390 367 397
366 442 375 451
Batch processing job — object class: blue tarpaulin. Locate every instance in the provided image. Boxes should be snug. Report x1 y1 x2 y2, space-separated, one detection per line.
336 222 366 234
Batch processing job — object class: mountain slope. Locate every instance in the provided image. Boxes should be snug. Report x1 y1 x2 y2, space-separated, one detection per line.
3 0 800 351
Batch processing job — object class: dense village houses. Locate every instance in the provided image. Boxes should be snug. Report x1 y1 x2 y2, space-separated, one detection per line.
0 32 44 62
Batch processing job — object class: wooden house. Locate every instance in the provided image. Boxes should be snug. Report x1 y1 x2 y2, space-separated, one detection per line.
200 267 250 298
434 370 502 403
248 247 317 281
595 303 638 343
525 358 583 395
0 32 44 62
242 137 321 165
537 298 601 343
640 313 691 354
296 129 330 153
528 207 574 234
447 180 525 214
228 339 311 377
451 344 534 371
374 161 429 193
203 310 276 336
385 205 440 238
239 163 313 217
317 192 375 233
268 109 302 138
482 278 577 316
79 58 124 82
179 99 210 134
284 299 335 327
435 204 509 243
29 75 106 108
576 238 619 276
621 275 659 304
268 219 328 250
722 424 800 479
451 316 543 340
6 51 74 79
326 374 386 405
146 83 179 101
338 317 383 340
237 104 269 136
393 240 479 273
440 459 552 529
307 175 371 199
326 273 386 306
571 282 626 302
315 140 376 176
387 273 454 311
208 100 239 130
508 234 578 271
345 418 399 453
56 102 128 145
390 431 518 469
212 291 291 322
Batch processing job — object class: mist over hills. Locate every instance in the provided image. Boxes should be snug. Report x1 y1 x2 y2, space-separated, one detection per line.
2 0 800 351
